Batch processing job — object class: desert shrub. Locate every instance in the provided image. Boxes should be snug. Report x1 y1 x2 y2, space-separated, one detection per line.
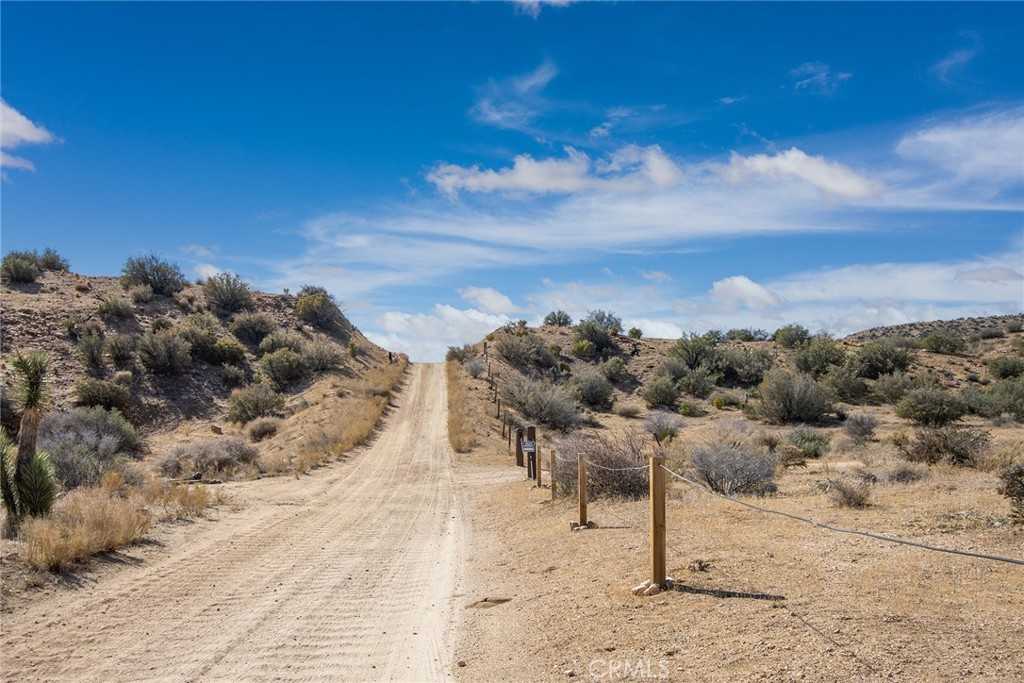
112 370 133 386
105 334 135 368
120 254 187 296
212 337 246 365
150 317 173 333
978 327 1005 340
998 463 1024 524
616 404 641 418
221 364 246 387
258 329 307 356
1 251 41 283
572 338 596 359
463 357 485 378
885 462 929 484
163 438 258 479
602 357 627 383
97 296 134 320
873 371 916 404
691 441 776 496
38 407 140 489
554 429 647 498
844 413 878 444
921 330 966 355
37 248 69 272
786 426 830 459
303 340 343 372
715 346 772 385
827 478 872 508
678 365 718 399
773 324 811 349
896 426 991 466
78 334 107 372
726 328 769 342
348 341 359 358
445 344 473 362
260 348 307 388
853 339 912 379
573 369 613 409
1007 319 1023 333
794 336 846 376
757 369 832 424
247 417 282 442
74 379 131 412
176 312 221 363
295 285 343 329
230 312 277 344
584 310 622 335
710 391 742 410
655 357 687 383
678 400 706 417
227 383 284 423
501 376 578 429
896 387 966 426
644 410 682 444
628 327 643 339
21 488 152 570
498 333 555 370
137 331 192 375
543 310 572 327
2 445 57 518
962 379 1024 421
128 284 153 304
203 272 253 315
823 362 868 402
671 333 719 370
988 356 1024 380
643 375 679 408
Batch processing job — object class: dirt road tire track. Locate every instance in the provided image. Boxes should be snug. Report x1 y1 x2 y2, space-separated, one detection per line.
1 363 465 682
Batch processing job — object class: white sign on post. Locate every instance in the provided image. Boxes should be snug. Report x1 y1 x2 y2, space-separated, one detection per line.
522 440 536 454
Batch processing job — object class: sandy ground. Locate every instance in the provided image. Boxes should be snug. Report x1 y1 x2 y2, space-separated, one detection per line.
1 363 466 682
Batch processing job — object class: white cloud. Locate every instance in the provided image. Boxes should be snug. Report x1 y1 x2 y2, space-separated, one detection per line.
789 62 852 94
931 48 977 84
194 263 222 280
641 270 671 283
895 107 1024 184
182 243 216 259
365 305 511 361
709 275 782 309
459 286 520 314
513 0 573 19
723 147 881 199
1 99 57 173
954 266 1023 283
719 96 746 105
470 61 557 132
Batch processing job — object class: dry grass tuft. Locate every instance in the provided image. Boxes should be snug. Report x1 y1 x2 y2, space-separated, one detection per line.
446 361 478 453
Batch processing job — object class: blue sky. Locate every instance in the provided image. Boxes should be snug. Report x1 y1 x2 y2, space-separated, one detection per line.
3 1 1022 360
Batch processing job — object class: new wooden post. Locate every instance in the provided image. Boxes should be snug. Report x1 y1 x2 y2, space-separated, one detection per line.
649 452 667 587
577 454 588 527
515 427 524 467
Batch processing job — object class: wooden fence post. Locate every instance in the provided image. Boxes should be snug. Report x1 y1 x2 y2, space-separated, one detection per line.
515 428 524 467
649 452 666 587
549 448 556 500
525 426 536 480
496 397 501 418
535 429 542 487
577 454 588 527
508 419 512 451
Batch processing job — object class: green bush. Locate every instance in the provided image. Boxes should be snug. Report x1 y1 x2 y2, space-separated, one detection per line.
794 336 845 376
1007 320 1023 334
726 328 769 342
97 296 134 320
500 376 578 429
896 387 966 426
258 329 307 356
498 333 555 369
678 364 718 399
896 426 991 466
113 370 133 386
920 331 966 355
1 251 41 283
823 363 868 403
574 321 615 358
601 357 627 383
962 378 1024 421
78 334 107 372
873 371 916 404
977 327 1005 340
150 317 173 333
998 463 1024 525
177 312 222 363
203 272 253 315
844 413 878 444
121 254 187 296
230 312 277 345
128 284 154 304
106 334 136 368
988 356 1024 380
643 375 679 408
627 327 643 340
74 378 131 412
671 333 719 370
38 406 140 489
571 338 596 359
213 337 247 365
852 339 912 379
445 345 473 362
227 383 284 423
260 348 307 388
678 400 706 417
295 285 343 329
247 417 282 442
37 248 69 272
222 364 246 387
715 346 772 385
786 427 831 458
583 310 622 335
7 448 57 518
710 391 742 410
773 324 811 349
138 331 192 375
573 369 613 409
543 310 572 326
303 341 343 372
644 410 682 444
757 368 833 424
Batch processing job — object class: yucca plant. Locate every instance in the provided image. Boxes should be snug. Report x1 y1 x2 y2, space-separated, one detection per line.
3 352 57 536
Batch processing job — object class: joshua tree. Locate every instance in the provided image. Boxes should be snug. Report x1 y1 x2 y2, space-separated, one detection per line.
2 352 56 536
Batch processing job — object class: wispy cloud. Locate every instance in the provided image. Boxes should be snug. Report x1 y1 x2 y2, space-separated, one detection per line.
932 48 977 84
1 99 57 173
724 147 881 199
789 62 852 94
719 96 746 106
512 0 573 19
459 286 520 314
470 60 558 133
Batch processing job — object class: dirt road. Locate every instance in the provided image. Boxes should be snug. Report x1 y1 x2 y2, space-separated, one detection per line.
1 363 465 682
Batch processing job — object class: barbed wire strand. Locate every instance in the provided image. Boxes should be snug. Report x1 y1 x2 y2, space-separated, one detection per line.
659 463 1024 567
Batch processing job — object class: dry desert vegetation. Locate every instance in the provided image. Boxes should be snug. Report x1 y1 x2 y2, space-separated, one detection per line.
1 246 1023 681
